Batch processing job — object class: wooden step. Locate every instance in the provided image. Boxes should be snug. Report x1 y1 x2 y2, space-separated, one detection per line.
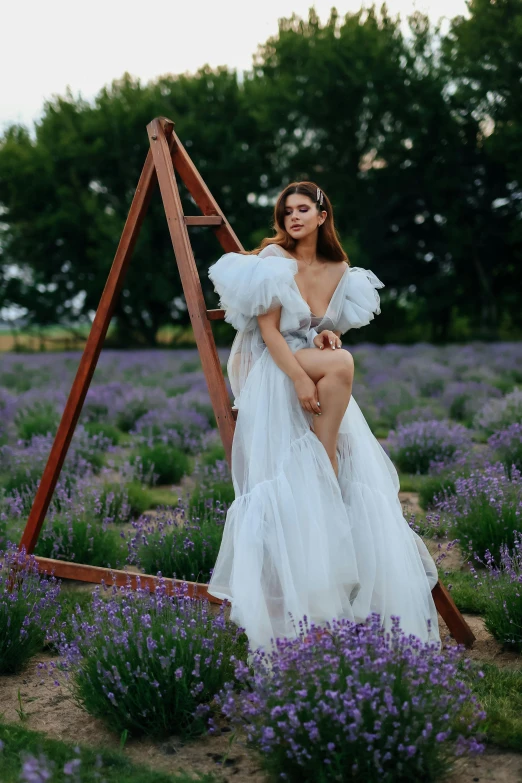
207 308 225 320
184 216 224 226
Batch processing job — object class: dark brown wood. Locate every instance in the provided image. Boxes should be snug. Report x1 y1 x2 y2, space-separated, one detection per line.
206 308 225 320
33 557 223 603
19 138 172 555
16 116 475 651
147 117 236 467
184 216 224 226
171 130 242 253
432 579 476 648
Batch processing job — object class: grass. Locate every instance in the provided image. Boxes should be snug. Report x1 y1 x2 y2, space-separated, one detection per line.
0 721 220 782
397 472 426 492
437 569 491 614
147 486 180 508
465 662 522 752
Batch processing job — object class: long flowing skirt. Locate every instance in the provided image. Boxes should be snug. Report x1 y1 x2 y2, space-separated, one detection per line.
207 348 441 654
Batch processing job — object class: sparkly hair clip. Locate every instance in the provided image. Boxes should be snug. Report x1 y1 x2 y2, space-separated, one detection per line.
316 187 324 206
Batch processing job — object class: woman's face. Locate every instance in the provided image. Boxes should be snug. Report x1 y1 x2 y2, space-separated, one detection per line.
283 193 326 241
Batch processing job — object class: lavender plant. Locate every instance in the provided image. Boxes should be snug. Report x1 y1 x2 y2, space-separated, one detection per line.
188 458 234 517
214 613 486 783
488 422 522 478
133 442 190 485
132 394 214 455
441 382 503 428
436 462 522 564
0 544 61 674
53 578 246 738
34 510 126 569
474 387 522 435
386 419 473 475
128 492 227 583
469 531 522 652
14 400 61 442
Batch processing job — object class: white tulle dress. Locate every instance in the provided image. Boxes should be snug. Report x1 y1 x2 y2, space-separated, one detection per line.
207 244 441 654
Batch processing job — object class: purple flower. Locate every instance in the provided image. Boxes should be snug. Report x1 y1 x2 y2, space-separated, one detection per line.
214 613 486 779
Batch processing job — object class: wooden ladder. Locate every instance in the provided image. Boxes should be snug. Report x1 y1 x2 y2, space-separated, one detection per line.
17 116 476 649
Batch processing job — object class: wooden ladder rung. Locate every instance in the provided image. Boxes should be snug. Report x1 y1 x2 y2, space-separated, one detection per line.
184 216 224 226
207 308 225 320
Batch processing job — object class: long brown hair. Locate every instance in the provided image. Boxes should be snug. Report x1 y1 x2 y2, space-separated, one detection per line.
246 181 348 263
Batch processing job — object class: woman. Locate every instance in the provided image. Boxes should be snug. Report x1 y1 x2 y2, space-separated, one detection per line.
207 181 441 656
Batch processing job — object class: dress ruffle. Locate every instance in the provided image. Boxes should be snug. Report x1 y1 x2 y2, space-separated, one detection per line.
208 252 308 334
336 267 385 334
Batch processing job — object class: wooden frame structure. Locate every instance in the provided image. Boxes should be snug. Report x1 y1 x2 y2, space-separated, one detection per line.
17 116 476 648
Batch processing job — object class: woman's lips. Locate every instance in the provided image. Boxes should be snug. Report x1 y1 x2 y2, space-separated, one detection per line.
291 225 303 231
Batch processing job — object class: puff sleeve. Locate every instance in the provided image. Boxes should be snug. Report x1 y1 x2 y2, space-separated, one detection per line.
335 266 385 335
208 251 307 333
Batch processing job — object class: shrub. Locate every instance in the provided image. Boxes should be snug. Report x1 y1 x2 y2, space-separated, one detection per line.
442 382 503 428
214 613 486 783
199 441 227 468
469 531 522 652
34 512 126 569
128 493 226 583
84 421 122 446
418 472 457 510
488 423 522 478
96 481 153 522
132 401 212 455
188 459 234 518
436 462 522 564
133 443 190 485
387 420 473 474
0 544 61 674
53 579 246 738
371 381 417 429
474 386 522 435
14 401 60 442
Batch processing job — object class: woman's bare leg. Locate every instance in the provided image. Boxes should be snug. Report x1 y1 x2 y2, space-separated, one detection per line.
294 349 354 477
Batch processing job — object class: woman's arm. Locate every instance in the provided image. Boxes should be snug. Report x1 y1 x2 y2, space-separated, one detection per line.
257 307 321 415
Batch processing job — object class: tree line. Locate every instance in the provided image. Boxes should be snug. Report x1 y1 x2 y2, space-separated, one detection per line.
0 0 520 346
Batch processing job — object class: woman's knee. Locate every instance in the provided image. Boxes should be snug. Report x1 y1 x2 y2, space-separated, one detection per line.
326 350 354 383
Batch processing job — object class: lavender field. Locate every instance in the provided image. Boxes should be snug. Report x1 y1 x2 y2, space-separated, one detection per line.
1 342 522 782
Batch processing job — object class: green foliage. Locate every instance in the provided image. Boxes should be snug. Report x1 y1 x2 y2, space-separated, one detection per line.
84 421 122 445
199 441 227 467
464 662 522 752
438 569 490 614
418 473 457 510
134 443 190 485
34 513 126 568
0 720 219 782
136 508 225 584
97 481 154 521
483 577 522 652
14 401 59 441
451 491 521 566
62 585 246 739
0 548 61 675
188 480 235 519
1 3 521 343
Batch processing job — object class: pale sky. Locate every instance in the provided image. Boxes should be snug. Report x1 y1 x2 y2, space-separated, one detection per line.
0 0 468 132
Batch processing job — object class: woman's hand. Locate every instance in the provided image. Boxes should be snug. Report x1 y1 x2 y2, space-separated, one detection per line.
313 330 342 350
293 375 321 415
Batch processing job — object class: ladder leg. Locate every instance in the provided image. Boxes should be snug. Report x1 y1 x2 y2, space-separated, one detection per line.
432 579 476 648
19 149 160 554
147 118 236 467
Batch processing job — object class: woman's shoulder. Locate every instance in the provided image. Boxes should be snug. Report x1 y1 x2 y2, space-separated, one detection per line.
258 243 291 259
